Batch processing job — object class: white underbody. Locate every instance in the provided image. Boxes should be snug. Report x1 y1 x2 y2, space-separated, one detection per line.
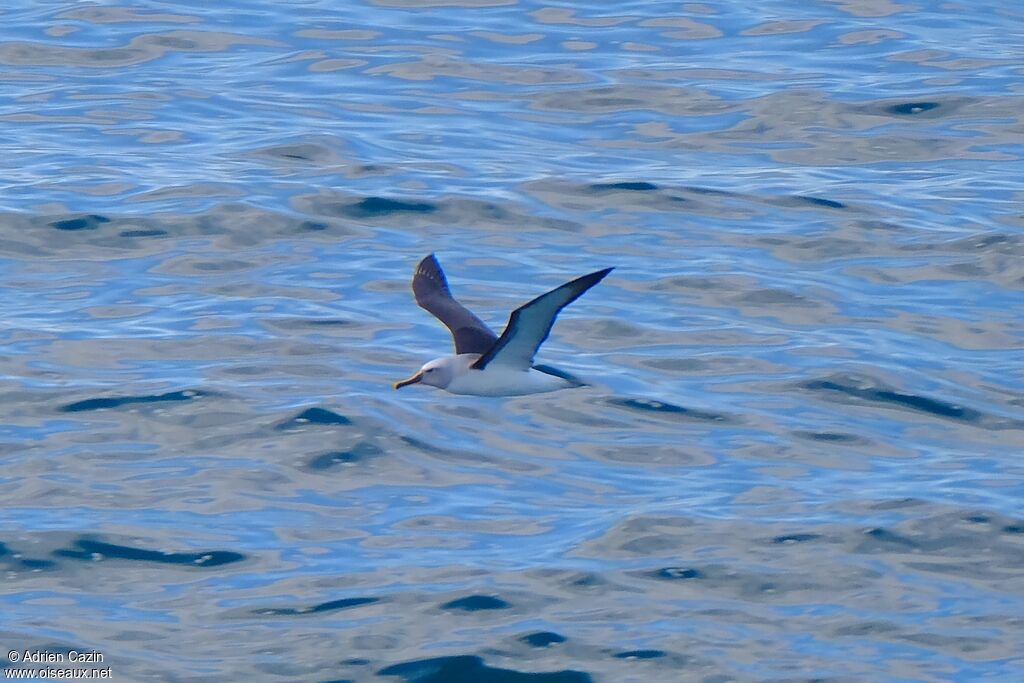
441 354 573 396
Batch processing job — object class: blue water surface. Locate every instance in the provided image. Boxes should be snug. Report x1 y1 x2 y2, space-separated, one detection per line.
1 1 1023 681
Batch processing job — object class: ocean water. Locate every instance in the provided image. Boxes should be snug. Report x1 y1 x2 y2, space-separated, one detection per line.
2 1 1023 681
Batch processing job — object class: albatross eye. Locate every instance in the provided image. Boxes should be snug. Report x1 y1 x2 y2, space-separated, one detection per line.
425 368 434 373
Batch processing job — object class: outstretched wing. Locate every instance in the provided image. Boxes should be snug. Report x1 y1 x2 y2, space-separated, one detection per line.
412 253 498 355
473 267 613 370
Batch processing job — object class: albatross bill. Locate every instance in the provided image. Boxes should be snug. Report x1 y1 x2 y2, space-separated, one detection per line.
394 254 613 396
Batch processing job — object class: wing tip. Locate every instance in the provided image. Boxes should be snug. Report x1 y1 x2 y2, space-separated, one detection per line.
576 265 615 289
414 253 448 289
413 270 446 313
416 252 440 273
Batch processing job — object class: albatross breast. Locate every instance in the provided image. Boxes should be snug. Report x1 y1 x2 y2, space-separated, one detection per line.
444 356 575 396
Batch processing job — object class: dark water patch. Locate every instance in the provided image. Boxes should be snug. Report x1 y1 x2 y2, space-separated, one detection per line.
607 397 730 423
1002 524 1024 534
886 101 940 116
60 389 207 413
53 539 245 567
276 407 352 430
649 566 703 580
342 197 437 218
256 142 333 162
567 572 604 589
949 231 1023 256
399 435 447 455
306 442 382 470
773 533 821 544
796 195 845 209
793 430 865 444
17 557 57 570
682 185 734 197
120 228 168 238
378 655 591 683
452 199 509 221
254 596 379 616
51 214 110 231
858 527 918 551
263 317 353 334
305 319 353 326
800 374 986 424
963 232 1011 248
869 498 926 511
441 595 509 611
1 542 58 571
521 631 566 648
590 181 659 192
614 649 665 660
342 658 370 666
300 220 329 231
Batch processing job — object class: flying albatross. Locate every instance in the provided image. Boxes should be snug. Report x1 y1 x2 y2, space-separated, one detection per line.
394 254 613 396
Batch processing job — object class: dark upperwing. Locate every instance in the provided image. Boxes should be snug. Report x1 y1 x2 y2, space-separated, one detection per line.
472 267 613 371
412 253 498 355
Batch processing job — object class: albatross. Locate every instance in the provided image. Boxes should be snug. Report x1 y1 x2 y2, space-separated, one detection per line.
394 254 613 396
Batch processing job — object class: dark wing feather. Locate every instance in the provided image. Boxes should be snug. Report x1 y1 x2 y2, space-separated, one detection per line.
473 267 613 370
412 254 497 355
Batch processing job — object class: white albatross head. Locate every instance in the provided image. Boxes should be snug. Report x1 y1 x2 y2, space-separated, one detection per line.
393 356 459 390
